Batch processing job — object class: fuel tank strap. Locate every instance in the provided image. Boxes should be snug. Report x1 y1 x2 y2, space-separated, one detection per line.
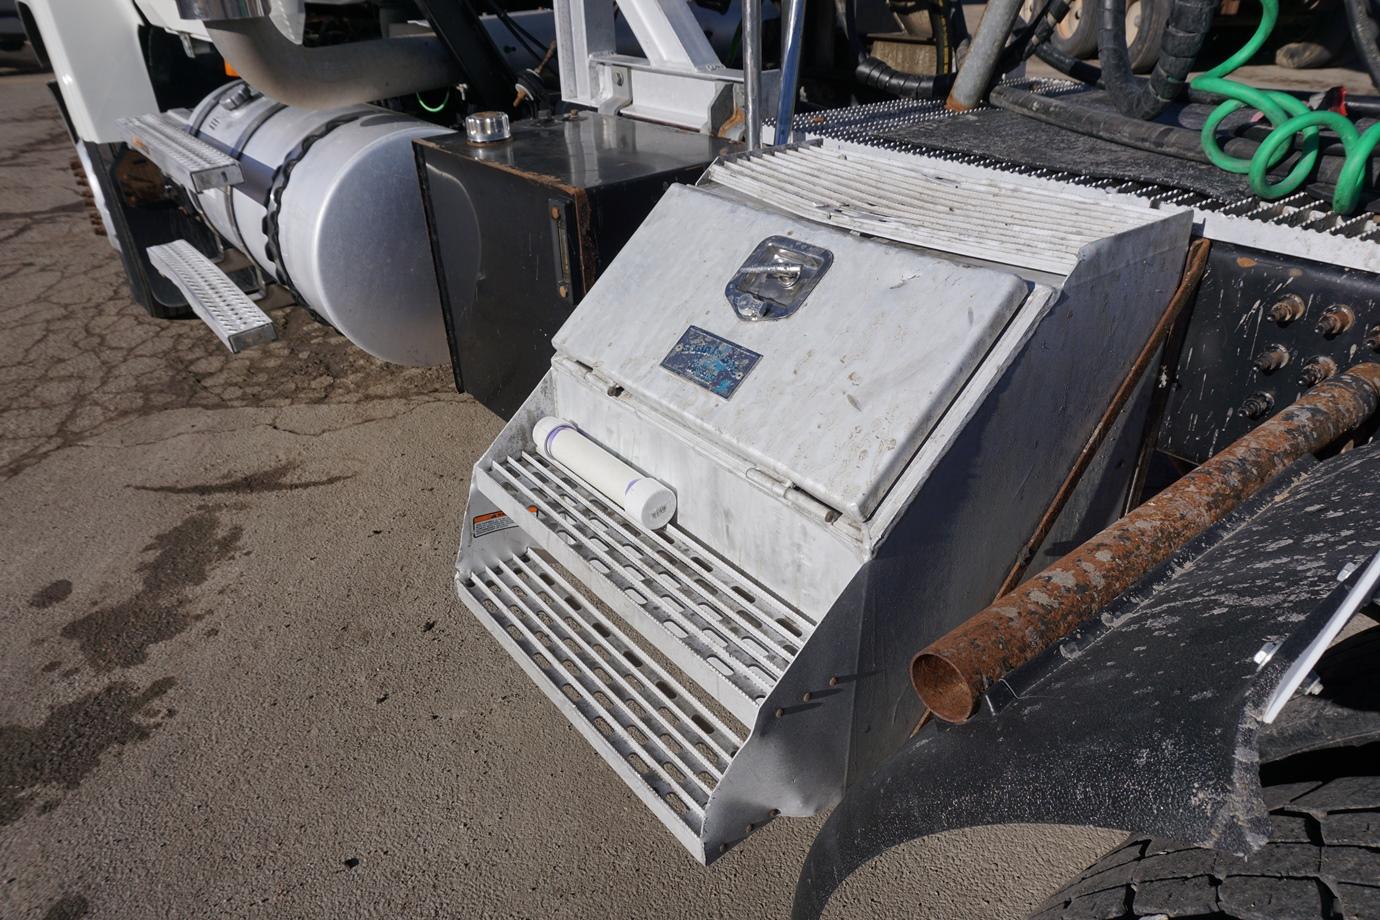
260 113 359 296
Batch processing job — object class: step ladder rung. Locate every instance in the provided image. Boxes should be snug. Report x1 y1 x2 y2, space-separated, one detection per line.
146 241 277 353
487 452 815 712
514 452 807 661
117 113 242 192
460 550 747 854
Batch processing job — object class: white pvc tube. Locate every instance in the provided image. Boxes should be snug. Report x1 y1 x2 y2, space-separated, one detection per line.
533 417 677 529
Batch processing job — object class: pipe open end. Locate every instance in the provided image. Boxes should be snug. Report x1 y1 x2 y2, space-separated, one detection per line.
911 653 977 724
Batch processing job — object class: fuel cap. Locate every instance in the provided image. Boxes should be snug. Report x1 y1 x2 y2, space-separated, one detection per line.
464 111 511 144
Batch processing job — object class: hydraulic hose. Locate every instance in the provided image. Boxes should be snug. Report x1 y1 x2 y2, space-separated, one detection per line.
1191 0 1380 214
1345 0 1380 91
1096 0 1216 118
990 83 1379 195
856 56 955 98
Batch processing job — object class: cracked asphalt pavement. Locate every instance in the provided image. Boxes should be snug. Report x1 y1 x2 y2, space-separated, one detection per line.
0 57 1122 919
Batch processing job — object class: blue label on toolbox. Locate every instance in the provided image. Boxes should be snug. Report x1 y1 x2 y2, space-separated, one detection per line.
660 326 761 399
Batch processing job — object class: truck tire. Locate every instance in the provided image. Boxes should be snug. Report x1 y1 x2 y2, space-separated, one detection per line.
1123 0 1168 73
1055 0 1100 60
1030 626 1380 919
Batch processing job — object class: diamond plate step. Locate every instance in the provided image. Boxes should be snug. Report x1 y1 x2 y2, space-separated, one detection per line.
147 241 277 353
457 550 746 859
117 112 242 192
475 451 817 726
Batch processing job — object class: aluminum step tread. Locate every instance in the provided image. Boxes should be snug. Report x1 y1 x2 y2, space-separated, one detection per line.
117 112 242 192
485 452 815 720
459 549 746 857
147 241 277 353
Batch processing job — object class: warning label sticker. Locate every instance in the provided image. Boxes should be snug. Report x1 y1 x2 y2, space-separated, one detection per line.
471 507 537 538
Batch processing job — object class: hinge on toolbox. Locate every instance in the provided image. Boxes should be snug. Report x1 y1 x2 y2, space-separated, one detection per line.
746 467 840 524
556 356 621 395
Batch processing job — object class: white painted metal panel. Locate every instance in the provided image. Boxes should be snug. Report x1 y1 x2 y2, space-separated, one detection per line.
21 0 159 144
553 184 1032 523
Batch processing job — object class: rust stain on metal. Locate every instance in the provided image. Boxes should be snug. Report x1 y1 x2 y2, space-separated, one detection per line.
914 361 1380 723
995 238 1212 598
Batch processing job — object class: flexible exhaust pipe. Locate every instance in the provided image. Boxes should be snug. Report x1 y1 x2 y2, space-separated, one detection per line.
913 361 1380 723
206 17 463 109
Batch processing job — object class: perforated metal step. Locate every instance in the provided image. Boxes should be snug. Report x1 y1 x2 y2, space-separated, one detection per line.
117 112 242 192
478 451 816 725
147 241 277 353
457 550 746 857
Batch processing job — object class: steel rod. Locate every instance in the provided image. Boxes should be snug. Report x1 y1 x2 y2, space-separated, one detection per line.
743 0 764 148
773 0 807 144
946 0 1024 110
913 361 1380 723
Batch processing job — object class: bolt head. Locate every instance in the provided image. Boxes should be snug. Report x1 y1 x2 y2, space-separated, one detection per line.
1268 294 1306 324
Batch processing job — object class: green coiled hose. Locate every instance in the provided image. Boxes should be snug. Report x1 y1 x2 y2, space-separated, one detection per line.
1191 0 1380 214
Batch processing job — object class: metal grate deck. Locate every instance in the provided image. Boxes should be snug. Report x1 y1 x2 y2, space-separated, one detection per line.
779 85 1380 271
484 452 816 724
458 549 745 857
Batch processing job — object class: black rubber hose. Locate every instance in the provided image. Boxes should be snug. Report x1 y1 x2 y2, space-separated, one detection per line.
947 0 971 48
1026 0 1105 84
1097 0 1216 118
991 83 1210 158
989 83 1380 192
856 0 961 98
1345 0 1380 91
1025 0 1072 54
855 55 956 97
1035 40 1103 82
930 2 951 75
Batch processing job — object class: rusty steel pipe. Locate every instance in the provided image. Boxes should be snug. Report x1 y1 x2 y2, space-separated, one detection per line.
913 361 1380 723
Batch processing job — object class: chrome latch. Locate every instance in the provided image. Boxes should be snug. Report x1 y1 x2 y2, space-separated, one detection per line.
726 236 833 321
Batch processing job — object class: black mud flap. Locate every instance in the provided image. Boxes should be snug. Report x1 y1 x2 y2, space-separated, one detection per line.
794 442 1380 920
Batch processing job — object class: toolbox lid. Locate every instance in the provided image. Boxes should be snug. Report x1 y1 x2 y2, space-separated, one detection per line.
553 184 1032 523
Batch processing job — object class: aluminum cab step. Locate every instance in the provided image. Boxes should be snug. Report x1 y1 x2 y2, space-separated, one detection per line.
117 112 242 192
458 550 746 859
475 451 817 726
147 241 277 353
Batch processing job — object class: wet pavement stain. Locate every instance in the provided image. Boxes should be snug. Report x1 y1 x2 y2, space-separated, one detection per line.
42 894 90 920
0 678 174 825
59 509 242 671
132 461 352 496
28 579 72 609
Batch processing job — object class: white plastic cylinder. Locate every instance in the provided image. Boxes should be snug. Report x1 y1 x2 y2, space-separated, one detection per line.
533 417 676 529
